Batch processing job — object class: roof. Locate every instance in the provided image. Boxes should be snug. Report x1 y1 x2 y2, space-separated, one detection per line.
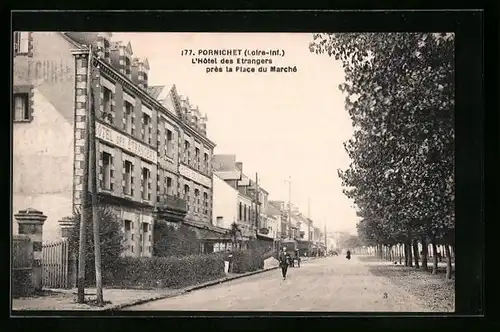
147 85 165 99
266 204 281 217
214 170 241 181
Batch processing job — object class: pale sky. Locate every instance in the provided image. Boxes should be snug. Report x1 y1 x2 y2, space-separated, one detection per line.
113 32 359 234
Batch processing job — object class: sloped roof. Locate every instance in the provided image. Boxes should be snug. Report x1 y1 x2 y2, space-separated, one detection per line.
147 85 165 99
266 204 281 217
214 171 241 181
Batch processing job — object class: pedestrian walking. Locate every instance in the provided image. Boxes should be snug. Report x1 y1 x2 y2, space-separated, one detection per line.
346 249 351 260
278 247 291 280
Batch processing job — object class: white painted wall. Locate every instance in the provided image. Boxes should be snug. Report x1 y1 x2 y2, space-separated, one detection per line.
13 88 75 243
212 175 238 230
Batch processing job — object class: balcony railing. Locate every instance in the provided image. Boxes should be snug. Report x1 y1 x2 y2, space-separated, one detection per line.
156 194 187 213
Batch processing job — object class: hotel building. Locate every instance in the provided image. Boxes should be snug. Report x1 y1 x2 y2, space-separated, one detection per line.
12 31 221 256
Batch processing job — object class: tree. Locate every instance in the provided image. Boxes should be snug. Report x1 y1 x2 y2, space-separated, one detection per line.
153 221 200 257
68 206 125 285
310 33 454 277
229 222 242 251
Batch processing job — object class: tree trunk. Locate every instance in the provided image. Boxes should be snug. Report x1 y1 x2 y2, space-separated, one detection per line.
445 244 453 279
404 243 409 266
407 242 413 267
421 236 428 271
399 244 403 264
432 240 438 274
412 240 420 268
377 243 383 259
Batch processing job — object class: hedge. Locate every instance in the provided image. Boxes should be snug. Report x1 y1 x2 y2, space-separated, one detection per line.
231 250 265 273
102 253 225 289
12 269 33 298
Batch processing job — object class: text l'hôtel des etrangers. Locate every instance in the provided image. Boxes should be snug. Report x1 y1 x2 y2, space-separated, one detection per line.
181 48 298 74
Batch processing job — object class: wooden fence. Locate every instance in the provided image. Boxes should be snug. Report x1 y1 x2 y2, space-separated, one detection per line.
42 239 70 289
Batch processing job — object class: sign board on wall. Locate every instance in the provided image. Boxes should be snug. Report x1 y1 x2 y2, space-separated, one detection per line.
96 121 157 164
179 164 211 188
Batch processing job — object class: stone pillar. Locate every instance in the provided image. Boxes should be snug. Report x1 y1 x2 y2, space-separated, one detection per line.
15 208 47 292
71 49 90 213
59 216 77 288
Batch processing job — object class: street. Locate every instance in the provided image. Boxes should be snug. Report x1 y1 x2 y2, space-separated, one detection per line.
124 256 431 312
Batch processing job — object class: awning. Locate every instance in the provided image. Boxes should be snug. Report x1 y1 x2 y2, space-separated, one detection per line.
256 234 274 241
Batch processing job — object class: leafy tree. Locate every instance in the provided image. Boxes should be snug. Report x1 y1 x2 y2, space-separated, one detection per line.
68 206 126 285
310 33 454 277
153 221 201 257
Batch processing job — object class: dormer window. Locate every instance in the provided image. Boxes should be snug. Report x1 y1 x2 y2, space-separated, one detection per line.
125 57 131 76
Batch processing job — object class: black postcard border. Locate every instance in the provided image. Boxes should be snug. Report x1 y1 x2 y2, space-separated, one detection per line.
8 8 492 330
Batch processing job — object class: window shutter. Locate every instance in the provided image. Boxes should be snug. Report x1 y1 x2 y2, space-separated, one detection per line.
100 88 105 119
110 92 115 125
122 106 127 130
98 152 104 189
109 155 114 191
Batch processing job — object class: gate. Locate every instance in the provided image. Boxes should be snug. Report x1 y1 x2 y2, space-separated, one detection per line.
42 239 70 289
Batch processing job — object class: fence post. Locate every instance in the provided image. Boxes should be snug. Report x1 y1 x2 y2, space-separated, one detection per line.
15 208 47 292
59 216 76 288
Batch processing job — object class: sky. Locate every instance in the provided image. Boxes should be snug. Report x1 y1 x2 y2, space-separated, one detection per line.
113 32 359 234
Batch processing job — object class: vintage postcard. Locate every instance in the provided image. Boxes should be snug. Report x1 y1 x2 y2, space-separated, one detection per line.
12 31 456 313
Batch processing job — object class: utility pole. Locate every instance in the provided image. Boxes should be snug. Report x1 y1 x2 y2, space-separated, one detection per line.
90 52 104 305
286 176 292 240
324 222 327 256
307 198 311 254
254 173 259 238
77 46 93 304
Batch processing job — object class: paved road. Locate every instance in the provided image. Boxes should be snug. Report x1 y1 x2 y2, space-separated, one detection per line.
125 256 430 312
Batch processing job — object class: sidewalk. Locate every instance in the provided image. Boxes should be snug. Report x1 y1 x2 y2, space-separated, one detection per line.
12 265 280 312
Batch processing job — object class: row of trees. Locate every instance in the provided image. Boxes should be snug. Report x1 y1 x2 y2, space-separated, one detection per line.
309 33 455 279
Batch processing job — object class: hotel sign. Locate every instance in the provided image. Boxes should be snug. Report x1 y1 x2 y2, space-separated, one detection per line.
179 164 211 188
96 121 157 164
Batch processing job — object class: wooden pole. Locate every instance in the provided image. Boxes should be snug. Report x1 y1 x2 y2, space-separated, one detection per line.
89 56 104 305
77 48 92 304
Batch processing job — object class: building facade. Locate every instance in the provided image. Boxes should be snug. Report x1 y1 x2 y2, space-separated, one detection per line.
13 32 79 242
13 31 219 256
212 172 239 229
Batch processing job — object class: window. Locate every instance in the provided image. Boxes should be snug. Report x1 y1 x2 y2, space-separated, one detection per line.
141 167 151 200
166 130 173 157
204 153 209 173
166 177 172 195
203 192 208 215
216 216 223 226
184 140 190 164
123 101 134 134
123 160 133 196
141 113 152 144
13 93 30 121
101 152 113 191
14 32 29 54
194 189 200 213
195 148 200 169
124 220 132 232
244 204 247 221
239 202 243 220
184 185 190 210
102 87 113 124
103 39 110 59
125 57 131 76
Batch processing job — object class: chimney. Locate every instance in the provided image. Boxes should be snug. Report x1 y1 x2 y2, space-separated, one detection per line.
110 41 133 80
132 57 150 90
96 32 112 63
